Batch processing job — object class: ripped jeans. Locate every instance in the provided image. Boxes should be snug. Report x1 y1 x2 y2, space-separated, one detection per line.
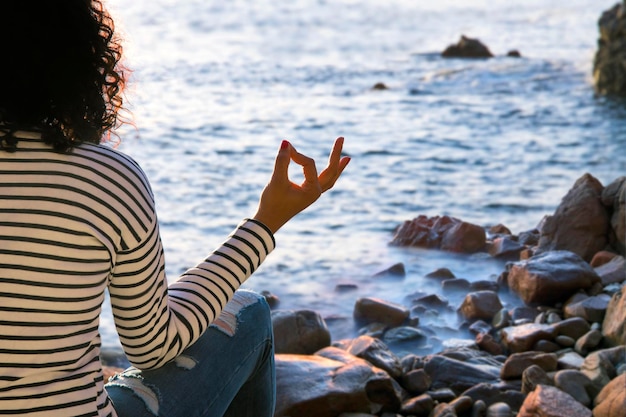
105 290 275 417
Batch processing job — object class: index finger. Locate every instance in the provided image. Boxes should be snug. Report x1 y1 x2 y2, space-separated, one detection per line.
289 145 320 188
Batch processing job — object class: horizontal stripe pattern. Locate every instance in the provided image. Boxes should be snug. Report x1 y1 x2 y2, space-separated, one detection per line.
0 137 274 416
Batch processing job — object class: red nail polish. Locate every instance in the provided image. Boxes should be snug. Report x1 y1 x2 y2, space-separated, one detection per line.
281 140 289 149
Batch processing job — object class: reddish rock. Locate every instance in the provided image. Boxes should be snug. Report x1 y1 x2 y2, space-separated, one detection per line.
602 283 626 347
344 336 403 379
593 373 626 417
500 351 558 380
500 323 557 353
391 215 486 254
536 173 609 262
488 236 525 260
590 250 619 267
518 384 592 417
274 354 391 417
440 221 486 253
507 250 601 306
442 35 494 58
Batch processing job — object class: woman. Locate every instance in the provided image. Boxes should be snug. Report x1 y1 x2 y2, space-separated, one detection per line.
0 1 350 416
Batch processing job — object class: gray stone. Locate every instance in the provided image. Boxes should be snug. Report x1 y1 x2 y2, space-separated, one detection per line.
564 294 612 323
522 364 553 394
424 355 500 395
594 255 626 285
574 329 603 356
554 335 576 347
558 351 585 370
601 176 625 254
551 316 592 340
554 370 593 407
402 369 431 395
272 310 331 354
486 402 512 417
580 345 626 396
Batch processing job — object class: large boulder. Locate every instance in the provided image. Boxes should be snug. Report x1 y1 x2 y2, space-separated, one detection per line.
274 353 394 417
353 297 409 327
391 215 486 254
594 3 626 95
593 373 626 417
601 176 626 255
272 310 331 354
536 173 610 262
602 283 626 347
507 250 601 306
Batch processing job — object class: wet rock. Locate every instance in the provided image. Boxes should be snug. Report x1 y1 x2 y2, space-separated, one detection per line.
400 394 434 416
486 402 512 417
372 82 389 90
423 355 500 395
442 278 470 292
602 283 626 347
500 323 557 353
492 309 512 329
391 215 486 254
555 335 576 348
470 280 499 292
469 320 492 336
462 383 526 410
354 297 409 327
507 50 522 58
489 236 525 260
430 403 457 417
274 353 391 417
402 368 432 395
533 340 561 353
489 224 512 235
563 293 612 323
500 351 558 380
261 290 280 308
442 35 494 58
383 326 428 348
554 370 593 407
507 250 601 305
574 329 603 356
451 395 474 415
476 333 504 356
551 316 592 340
428 387 458 403
335 283 359 292
601 176 625 254
590 250 620 267
411 294 449 311
425 267 456 279
519 385 592 417
594 3 626 95
594 255 626 285
522 364 553 394
581 345 626 396
557 351 585 370
593 373 626 417
472 400 487 417
374 262 406 279
344 336 403 379
536 173 610 262
458 291 503 321
272 310 331 354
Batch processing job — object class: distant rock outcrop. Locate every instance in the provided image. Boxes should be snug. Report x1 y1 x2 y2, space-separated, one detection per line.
593 2 626 95
442 35 494 58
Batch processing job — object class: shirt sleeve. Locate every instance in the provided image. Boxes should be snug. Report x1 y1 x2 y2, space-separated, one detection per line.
108 218 275 370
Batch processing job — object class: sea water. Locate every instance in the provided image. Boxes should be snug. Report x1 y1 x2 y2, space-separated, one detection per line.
100 0 626 350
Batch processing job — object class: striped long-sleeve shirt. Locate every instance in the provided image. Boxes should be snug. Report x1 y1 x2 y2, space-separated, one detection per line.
0 133 275 416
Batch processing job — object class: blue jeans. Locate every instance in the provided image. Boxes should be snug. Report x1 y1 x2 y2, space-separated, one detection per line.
105 290 275 417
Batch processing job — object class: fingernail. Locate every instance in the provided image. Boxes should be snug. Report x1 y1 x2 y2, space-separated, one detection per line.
281 140 290 150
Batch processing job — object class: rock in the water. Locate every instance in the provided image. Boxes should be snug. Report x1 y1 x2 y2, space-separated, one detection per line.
272 309 331 354
594 2 626 95
458 291 503 321
423 354 500 395
442 35 494 58
507 250 601 305
274 353 393 417
344 335 403 379
353 297 409 327
536 173 610 261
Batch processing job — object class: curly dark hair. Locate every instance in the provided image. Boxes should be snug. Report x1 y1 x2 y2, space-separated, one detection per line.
0 0 127 152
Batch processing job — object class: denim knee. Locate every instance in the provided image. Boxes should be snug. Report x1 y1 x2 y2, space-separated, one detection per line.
210 290 272 338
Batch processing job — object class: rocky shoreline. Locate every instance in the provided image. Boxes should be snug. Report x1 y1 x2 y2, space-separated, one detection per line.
266 173 625 417
101 173 625 417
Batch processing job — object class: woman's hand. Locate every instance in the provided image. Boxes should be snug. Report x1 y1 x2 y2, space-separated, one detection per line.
252 137 350 234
